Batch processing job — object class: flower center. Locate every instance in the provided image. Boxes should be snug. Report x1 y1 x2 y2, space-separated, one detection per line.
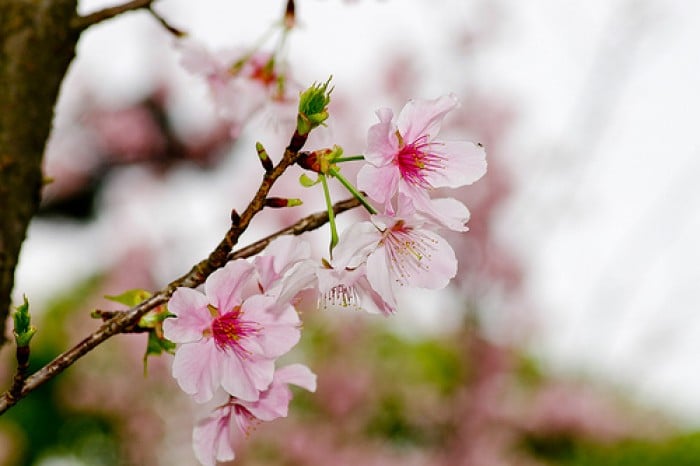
395 133 444 189
233 403 259 436
320 283 361 312
382 221 438 285
210 306 261 357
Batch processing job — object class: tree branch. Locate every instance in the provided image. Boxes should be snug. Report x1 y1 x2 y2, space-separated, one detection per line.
0 0 80 346
71 0 153 31
0 183 360 414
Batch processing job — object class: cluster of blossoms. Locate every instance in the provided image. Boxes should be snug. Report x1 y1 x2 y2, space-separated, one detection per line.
164 89 486 464
163 238 317 465
316 94 487 315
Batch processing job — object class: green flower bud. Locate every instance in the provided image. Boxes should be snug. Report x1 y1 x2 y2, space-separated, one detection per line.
297 77 333 135
12 296 36 347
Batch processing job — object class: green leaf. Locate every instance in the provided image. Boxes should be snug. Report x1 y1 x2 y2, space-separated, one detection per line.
299 173 320 187
143 331 176 375
104 289 151 307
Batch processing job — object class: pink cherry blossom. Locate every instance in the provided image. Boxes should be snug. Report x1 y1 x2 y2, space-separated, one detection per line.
357 94 486 229
163 260 301 403
322 198 457 314
178 39 292 137
192 364 316 466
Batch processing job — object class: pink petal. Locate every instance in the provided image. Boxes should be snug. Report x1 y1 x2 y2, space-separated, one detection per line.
192 407 235 466
400 229 457 290
332 221 380 270
357 163 399 206
178 39 220 76
424 140 487 188
405 188 471 232
172 340 222 403
243 364 316 421
360 276 397 315
220 353 262 402
272 260 318 306
274 363 317 392
163 288 212 343
243 385 291 421
206 260 256 313
365 251 399 312
396 94 459 143
243 296 300 358
365 107 398 166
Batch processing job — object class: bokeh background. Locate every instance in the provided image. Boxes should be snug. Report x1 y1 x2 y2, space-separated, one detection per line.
3 0 700 464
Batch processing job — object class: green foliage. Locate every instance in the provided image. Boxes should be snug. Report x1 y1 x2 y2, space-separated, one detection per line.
104 288 175 373
1 274 130 466
104 288 151 307
545 433 700 466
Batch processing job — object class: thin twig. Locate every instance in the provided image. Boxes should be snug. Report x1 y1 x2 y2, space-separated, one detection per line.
6 345 30 405
71 0 153 31
0 131 358 415
147 6 186 37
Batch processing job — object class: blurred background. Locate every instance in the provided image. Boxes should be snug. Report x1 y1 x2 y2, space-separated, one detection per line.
2 0 700 464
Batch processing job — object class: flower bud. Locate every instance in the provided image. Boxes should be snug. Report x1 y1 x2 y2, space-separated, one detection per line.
265 197 303 208
297 77 333 135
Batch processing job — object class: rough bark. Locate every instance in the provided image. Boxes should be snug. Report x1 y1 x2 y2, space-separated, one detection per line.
0 0 80 345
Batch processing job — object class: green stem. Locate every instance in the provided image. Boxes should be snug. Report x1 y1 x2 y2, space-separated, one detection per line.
331 155 365 163
319 174 339 256
328 167 378 215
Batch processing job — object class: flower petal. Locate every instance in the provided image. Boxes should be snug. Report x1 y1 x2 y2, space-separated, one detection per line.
365 107 398 166
396 94 459 143
242 296 300 358
357 163 399 206
424 140 486 188
220 353 261 402
206 260 256 313
332 221 380 270
192 406 235 466
401 229 457 290
163 288 211 343
366 250 399 312
405 188 471 232
172 340 221 403
274 363 317 392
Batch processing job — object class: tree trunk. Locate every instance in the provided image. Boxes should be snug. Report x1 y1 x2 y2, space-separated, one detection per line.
0 0 79 346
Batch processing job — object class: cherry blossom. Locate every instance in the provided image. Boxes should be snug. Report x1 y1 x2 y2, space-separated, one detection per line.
163 260 301 403
357 94 486 229
192 364 316 466
325 197 457 314
178 39 293 137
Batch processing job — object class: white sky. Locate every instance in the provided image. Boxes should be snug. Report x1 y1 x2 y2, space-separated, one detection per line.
15 0 700 424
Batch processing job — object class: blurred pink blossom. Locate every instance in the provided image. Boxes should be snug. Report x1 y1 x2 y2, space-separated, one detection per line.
178 39 296 138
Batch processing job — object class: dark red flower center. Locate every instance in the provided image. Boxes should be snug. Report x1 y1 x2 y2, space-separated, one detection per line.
211 306 262 358
395 133 444 189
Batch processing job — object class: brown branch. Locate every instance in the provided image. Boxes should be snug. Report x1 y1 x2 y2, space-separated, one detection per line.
1 0 80 346
0 148 360 415
71 0 153 31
